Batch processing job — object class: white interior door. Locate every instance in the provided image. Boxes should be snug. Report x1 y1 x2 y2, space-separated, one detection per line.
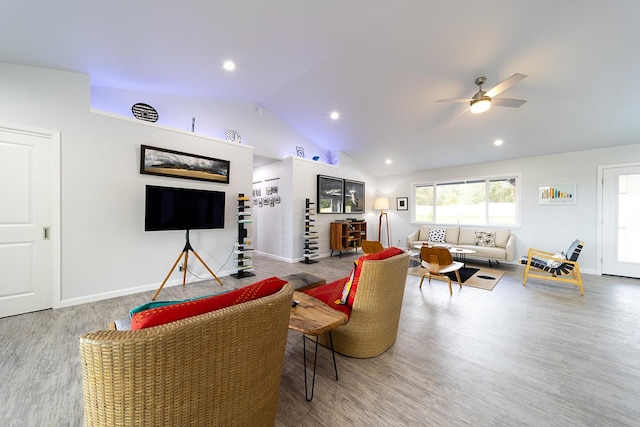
602 165 640 278
0 126 57 317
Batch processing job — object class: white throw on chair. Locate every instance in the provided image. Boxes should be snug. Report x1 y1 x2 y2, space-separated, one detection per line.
419 246 464 295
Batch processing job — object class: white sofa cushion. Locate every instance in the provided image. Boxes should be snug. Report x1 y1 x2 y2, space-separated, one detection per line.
458 228 476 245
494 229 511 248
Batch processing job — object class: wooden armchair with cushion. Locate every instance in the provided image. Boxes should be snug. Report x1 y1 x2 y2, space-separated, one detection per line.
520 239 585 295
79 278 293 427
304 247 410 358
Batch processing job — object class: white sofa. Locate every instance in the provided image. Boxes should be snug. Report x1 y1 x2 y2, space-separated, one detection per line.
406 226 514 264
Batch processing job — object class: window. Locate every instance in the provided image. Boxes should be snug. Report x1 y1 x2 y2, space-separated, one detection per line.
413 176 518 226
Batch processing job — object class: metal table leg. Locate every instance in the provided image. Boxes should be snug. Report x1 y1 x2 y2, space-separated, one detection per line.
302 331 339 401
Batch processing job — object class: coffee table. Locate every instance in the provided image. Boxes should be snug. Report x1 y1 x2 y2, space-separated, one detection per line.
412 244 476 266
449 247 476 266
289 291 348 401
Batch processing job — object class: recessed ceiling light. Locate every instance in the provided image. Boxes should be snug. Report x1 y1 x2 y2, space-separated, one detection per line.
494 139 504 146
330 111 340 120
385 159 392 165
223 60 236 71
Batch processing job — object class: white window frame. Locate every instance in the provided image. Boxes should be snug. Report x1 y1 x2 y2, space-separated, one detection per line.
411 174 521 227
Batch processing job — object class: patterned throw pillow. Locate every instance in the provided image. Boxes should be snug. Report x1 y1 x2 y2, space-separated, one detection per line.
336 261 358 305
474 231 496 247
546 251 566 268
429 228 446 243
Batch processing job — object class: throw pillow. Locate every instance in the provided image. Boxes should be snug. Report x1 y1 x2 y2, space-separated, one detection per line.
475 231 496 247
130 276 286 330
336 261 358 305
547 251 566 268
428 228 446 243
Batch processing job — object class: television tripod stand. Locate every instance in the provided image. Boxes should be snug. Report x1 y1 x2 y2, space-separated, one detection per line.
152 230 223 300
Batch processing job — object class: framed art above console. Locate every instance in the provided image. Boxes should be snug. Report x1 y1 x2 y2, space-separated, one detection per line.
317 175 365 214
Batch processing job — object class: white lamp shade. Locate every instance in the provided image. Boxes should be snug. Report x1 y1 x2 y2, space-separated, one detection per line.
374 197 390 210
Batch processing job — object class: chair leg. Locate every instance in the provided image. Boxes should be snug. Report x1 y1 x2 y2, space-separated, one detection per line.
446 277 452 296
454 270 462 290
419 274 426 288
574 265 585 295
522 259 532 286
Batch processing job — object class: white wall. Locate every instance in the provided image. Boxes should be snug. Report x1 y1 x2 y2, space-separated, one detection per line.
91 86 329 163
253 153 377 261
0 62 297 306
378 143 640 273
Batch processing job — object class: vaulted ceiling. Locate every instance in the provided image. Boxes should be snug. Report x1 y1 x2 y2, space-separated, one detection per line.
2 1 640 176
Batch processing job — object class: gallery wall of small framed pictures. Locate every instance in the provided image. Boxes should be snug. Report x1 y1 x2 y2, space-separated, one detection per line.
252 178 281 207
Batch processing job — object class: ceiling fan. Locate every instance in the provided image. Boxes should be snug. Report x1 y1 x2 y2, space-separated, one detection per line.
437 73 527 118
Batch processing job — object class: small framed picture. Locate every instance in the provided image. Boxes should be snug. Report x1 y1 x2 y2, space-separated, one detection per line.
396 197 408 211
274 196 281 204
296 146 305 158
269 197 275 207
538 183 576 205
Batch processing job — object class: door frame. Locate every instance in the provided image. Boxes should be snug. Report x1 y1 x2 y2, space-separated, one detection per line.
597 162 640 276
0 121 61 309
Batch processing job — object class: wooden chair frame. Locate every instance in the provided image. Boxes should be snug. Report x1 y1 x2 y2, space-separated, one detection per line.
419 246 463 296
361 240 384 254
521 241 585 295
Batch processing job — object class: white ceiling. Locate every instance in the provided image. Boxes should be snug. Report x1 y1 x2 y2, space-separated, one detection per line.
3 1 640 176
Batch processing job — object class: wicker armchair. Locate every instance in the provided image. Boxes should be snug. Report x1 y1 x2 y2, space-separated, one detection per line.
312 251 410 358
79 283 293 427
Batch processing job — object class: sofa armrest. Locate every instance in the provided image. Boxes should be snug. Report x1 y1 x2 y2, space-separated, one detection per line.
406 229 420 248
505 234 515 261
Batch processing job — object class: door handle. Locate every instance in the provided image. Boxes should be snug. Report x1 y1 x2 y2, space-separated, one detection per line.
43 227 50 240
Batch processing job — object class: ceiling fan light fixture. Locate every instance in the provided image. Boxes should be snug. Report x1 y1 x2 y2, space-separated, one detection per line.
470 97 491 114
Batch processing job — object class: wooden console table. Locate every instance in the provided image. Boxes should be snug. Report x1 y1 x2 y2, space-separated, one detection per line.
330 221 367 258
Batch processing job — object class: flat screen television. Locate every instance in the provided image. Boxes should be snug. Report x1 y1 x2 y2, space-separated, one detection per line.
145 185 225 231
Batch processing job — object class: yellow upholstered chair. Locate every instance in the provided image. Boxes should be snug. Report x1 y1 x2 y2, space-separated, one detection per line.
520 239 585 295
419 246 464 295
361 240 384 254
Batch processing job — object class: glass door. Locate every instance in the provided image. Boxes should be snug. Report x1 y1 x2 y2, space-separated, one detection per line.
602 165 640 278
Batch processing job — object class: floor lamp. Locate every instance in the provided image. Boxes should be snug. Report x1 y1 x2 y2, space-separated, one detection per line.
375 197 391 247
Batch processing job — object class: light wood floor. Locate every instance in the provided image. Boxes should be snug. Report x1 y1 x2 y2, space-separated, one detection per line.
1 252 639 426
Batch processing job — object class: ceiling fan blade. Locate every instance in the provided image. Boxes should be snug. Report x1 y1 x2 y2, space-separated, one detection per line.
491 98 527 108
436 98 473 104
485 73 527 98
447 105 470 121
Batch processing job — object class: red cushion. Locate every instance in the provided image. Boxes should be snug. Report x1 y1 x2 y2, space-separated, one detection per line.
347 247 404 306
304 277 352 318
131 276 287 330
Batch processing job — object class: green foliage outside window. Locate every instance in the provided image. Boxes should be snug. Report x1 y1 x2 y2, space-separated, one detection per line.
414 177 518 225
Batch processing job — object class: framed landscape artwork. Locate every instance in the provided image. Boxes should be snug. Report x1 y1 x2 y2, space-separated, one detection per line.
140 145 230 184
317 175 343 213
343 179 365 214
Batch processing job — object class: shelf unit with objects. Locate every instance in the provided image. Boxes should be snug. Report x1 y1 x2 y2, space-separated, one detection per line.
301 198 319 264
330 221 367 258
231 193 255 279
